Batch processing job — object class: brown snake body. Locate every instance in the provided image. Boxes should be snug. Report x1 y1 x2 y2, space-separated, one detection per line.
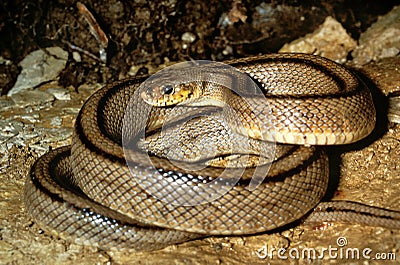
25 53 400 251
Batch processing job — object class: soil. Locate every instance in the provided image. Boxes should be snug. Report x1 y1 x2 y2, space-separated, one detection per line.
1 0 399 93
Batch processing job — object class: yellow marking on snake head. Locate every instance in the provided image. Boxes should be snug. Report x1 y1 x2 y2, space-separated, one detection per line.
142 82 200 107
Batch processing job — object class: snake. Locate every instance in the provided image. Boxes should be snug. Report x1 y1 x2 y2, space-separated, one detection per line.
24 53 400 251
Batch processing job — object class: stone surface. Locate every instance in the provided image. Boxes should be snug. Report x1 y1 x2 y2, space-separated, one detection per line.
357 56 400 123
7 47 68 96
352 6 400 66
357 56 400 96
279 16 357 63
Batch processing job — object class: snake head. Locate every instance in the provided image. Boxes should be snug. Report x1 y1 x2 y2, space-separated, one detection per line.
141 82 200 107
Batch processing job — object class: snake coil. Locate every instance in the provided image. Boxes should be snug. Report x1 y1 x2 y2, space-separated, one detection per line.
25 54 400 251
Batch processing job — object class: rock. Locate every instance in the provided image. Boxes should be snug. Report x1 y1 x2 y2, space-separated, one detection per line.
181 32 196 43
10 90 54 107
359 56 400 123
46 87 71 100
358 56 400 96
279 16 357 63
352 6 400 65
7 47 68 96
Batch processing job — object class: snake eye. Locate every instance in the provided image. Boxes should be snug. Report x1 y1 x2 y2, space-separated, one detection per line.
163 85 174 95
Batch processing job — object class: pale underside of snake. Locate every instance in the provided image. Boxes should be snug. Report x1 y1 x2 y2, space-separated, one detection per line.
25 53 400 251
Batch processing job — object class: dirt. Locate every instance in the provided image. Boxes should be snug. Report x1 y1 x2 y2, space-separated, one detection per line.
1 0 399 93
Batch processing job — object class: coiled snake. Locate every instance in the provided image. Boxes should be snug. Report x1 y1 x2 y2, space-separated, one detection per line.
24 53 400 251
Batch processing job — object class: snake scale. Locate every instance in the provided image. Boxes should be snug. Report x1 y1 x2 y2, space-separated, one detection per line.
24 53 400 251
